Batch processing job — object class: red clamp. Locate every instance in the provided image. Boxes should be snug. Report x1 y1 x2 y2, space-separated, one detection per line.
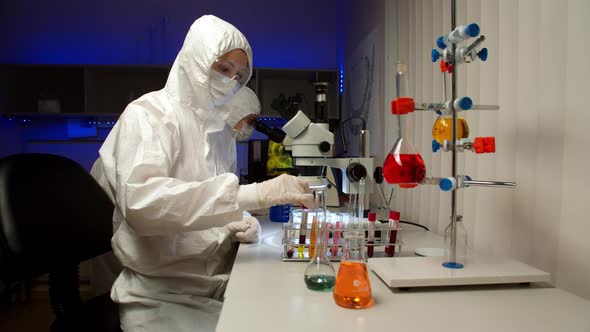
440 60 453 73
391 97 415 115
473 137 496 154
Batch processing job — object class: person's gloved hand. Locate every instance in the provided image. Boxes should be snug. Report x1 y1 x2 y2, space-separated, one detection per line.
256 174 315 209
227 216 261 243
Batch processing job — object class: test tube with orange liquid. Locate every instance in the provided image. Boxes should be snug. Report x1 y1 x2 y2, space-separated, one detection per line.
309 216 317 257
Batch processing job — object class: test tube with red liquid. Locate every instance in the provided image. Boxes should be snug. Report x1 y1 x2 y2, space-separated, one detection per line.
367 212 376 257
331 221 342 257
298 209 308 258
385 210 400 257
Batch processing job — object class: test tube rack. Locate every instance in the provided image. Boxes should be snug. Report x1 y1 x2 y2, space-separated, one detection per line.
280 222 403 262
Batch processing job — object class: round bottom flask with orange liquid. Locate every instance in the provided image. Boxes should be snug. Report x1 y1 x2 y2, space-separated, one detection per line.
432 115 470 143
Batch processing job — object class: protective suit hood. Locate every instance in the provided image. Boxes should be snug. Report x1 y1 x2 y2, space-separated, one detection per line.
224 86 261 129
164 15 253 115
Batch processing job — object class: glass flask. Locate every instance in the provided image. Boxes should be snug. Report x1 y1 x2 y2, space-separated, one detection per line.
443 215 468 269
384 62 426 188
383 136 426 188
304 189 336 291
432 115 470 143
333 231 375 309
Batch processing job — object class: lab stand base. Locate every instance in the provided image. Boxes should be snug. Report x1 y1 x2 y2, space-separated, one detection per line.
368 256 550 289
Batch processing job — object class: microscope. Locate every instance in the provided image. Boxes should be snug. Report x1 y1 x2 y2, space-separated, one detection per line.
255 82 374 199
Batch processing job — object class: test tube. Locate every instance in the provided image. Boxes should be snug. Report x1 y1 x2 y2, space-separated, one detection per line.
385 210 400 257
347 192 357 228
367 212 376 258
298 209 308 258
285 227 293 258
309 216 318 257
325 222 331 257
331 219 342 257
357 178 366 228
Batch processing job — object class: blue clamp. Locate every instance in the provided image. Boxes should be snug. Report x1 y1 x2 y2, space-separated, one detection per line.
457 96 473 111
478 48 488 61
439 177 456 192
431 49 441 63
465 23 480 37
432 140 441 152
463 175 472 187
436 36 447 50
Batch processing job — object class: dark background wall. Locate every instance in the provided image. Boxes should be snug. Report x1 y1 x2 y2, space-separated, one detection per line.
0 0 353 171
0 0 343 68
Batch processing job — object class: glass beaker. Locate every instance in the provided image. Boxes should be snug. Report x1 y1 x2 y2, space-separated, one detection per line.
432 115 470 143
333 231 375 309
443 215 468 269
304 189 336 291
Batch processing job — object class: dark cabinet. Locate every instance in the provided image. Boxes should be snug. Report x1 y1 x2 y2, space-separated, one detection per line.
0 65 85 114
0 64 170 115
0 65 338 118
84 66 170 114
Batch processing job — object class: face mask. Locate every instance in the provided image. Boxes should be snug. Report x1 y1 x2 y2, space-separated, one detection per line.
209 70 240 107
234 123 254 141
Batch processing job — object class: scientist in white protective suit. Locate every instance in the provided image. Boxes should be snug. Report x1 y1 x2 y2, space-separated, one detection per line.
90 15 314 332
89 86 265 298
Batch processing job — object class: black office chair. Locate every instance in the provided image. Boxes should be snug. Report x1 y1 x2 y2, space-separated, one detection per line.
0 153 121 331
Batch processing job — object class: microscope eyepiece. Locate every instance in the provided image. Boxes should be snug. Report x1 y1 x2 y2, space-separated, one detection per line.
254 120 286 143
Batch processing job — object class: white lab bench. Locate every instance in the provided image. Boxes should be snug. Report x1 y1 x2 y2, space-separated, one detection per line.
216 217 590 332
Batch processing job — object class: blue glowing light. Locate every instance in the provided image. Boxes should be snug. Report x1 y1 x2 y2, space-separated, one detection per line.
339 65 344 94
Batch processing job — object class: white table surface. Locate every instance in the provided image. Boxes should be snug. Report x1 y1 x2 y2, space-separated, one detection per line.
216 217 590 332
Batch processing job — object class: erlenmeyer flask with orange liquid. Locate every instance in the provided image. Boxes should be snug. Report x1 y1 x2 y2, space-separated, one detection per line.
383 63 427 188
333 230 374 309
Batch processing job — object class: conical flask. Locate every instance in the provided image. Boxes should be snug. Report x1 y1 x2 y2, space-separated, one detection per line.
432 114 470 143
304 189 336 291
333 230 375 309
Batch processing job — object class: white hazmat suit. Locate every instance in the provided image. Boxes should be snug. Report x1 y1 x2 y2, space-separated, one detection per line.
90 15 313 331
217 87 263 244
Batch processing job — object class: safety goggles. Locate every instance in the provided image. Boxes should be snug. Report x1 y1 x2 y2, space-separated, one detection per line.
211 58 250 86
